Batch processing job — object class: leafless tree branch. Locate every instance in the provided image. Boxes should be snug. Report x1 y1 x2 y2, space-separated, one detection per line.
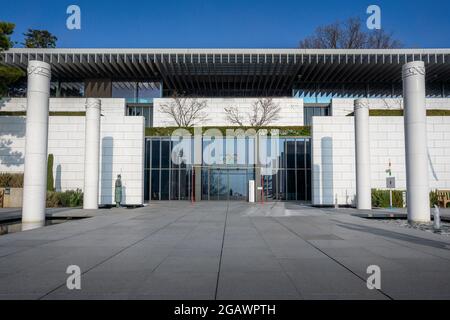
299 17 402 49
225 98 281 127
159 92 209 127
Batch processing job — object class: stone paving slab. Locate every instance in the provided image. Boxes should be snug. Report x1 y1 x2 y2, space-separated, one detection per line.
0 202 450 300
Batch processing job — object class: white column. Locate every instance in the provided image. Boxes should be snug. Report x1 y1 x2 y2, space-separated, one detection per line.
403 61 430 223
83 98 101 209
248 180 255 203
354 99 372 210
22 61 51 225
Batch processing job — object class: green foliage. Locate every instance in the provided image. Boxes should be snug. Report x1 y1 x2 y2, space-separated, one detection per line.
0 22 24 97
371 189 404 208
0 172 23 188
145 126 311 137
22 29 57 48
372 189 442 208
347 109 450 117
46 189 83 208
0 21 15 50
427 110 450 116
0 65 25 96
47 154 54 191
0 111 86 116
429 190 439 208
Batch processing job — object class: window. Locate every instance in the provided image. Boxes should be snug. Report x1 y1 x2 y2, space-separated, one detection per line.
127 105 153 127
304 104 331 126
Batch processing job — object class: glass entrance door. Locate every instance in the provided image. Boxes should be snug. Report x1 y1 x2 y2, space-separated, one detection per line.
202 168 250 201
228 169 247 200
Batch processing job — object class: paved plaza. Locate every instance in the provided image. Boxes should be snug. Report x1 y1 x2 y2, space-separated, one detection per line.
0 202 450 300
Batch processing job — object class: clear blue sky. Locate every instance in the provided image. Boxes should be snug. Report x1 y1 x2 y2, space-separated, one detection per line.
3 0 450 48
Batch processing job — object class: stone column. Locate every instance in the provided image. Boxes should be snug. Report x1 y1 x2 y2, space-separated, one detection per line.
354 99 372 210
83 98 101 209
403 61 430 223
22 61 51 225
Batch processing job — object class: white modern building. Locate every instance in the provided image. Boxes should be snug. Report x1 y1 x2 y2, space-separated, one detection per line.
0 48 449 207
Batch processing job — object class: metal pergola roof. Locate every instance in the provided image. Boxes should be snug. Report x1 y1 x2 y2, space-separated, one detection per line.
1 48 450 96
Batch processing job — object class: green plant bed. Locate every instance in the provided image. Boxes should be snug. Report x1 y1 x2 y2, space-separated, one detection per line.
145 126 311 137
371 189 441 208
348 109 450 117
0 111 86 116
46 189 83 208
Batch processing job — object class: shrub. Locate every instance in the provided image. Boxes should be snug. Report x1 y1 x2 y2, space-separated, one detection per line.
429 190 439 208
371 189 404 208
46 191 60 208
372 189 441 208
47 154 54 191
46 189 83 208
0 173 24 188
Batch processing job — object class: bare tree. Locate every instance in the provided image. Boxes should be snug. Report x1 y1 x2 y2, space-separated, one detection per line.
225 98 281 127
159 93 208 127
299 17 402 49
367 30 402 49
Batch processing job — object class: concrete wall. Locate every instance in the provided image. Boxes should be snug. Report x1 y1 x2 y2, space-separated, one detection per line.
153 97 304 127
0 98 126 116
312 116 450 206
0 115 144 206
0 188 22 208
331 98 450 117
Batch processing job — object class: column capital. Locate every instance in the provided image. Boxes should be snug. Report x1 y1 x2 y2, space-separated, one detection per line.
402 61 425 79
354 99 369 111
86 98 101 110
27 60 51 79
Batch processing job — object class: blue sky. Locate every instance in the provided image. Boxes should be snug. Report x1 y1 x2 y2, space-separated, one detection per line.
3 0 450 48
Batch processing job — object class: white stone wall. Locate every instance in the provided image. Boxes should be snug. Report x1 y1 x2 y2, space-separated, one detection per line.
312 116 450 206
331 98 450 117
0 98 126 116
153 98 304 127
0 115 144 205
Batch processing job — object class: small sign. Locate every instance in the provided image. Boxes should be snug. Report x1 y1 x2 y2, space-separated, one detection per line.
257 187 263 190
386 177 395 189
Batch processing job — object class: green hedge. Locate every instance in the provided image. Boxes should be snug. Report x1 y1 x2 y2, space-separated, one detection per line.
0 173 24 188
145 126 311 137
0 111 86 116
371 189 404 208
47 154 55 191
348 109 450 117
371 189 441 208
46 189 83 208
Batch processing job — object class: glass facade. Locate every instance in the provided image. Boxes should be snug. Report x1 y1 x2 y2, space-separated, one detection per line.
304 104 331 125
127 104 153 127
144 136 311 202
144 137 193 201
112 82 161 103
